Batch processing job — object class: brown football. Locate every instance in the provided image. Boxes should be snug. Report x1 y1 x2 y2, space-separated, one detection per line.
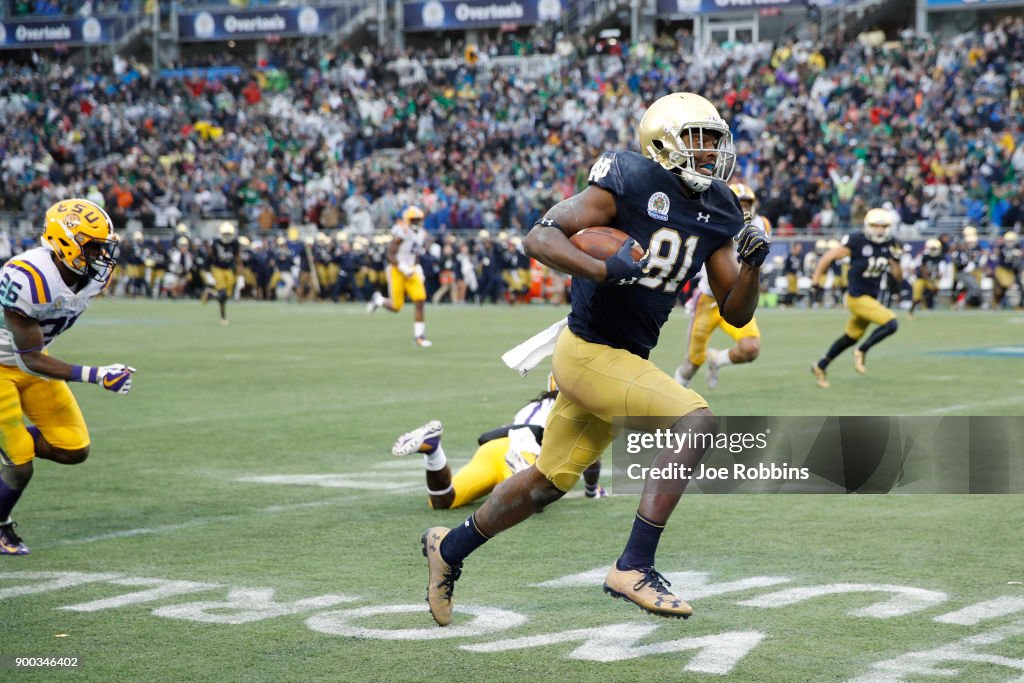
570 227 645 261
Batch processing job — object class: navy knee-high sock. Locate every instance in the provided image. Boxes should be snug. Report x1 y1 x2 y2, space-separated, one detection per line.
858 319 898 354
818 334 858 370
616 513 665 572
439 513 490 565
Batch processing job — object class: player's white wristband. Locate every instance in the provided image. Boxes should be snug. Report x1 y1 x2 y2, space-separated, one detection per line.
70 365 99 383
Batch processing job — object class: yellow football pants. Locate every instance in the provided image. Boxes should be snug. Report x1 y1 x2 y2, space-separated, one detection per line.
429 437 537 509
844 294 896 339
538 329 708 492
386 266 426 312
0 364 90 466
687 293 761 365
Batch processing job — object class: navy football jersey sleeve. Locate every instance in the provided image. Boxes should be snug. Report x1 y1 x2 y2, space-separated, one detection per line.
587 152 628 197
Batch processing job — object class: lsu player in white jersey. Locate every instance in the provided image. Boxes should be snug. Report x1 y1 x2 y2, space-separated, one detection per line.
674 183 769 389
366 206 432 347
390 374 606 509
0 199 136 555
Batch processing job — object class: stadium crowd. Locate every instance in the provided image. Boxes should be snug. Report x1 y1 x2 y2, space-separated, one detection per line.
2 15 1023 242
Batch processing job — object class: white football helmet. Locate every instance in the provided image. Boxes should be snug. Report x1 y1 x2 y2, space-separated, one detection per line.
639 92 735 193
863 208 894 244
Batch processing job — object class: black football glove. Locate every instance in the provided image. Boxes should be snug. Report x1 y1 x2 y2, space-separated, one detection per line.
734 212 771 268
604 238 651 285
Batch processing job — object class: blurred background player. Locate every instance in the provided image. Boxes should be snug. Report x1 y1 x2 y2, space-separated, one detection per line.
391 374 605 509
367 206 432 347
209 222 241 325
811 208 902 388
806 240 827 307
782 242 804 307
675 182 768 389
909 239 943 318
951 226 983 309
0 198 135 555
992 231 1021 309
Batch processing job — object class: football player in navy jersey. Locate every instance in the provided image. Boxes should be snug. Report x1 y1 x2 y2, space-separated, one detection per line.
810 209 903 388
420 93 770 625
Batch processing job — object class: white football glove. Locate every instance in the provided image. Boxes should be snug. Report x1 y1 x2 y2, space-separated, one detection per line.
398 264 415 277
95 364 137 395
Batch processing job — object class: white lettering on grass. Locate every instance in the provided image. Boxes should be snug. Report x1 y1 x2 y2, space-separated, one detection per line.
847 621 1024 682
152 588 359 624
464 624 764 675
307 604 526 640
0 571 122 600
934 597 1024 626
531 567 791 599
738 583 947 618
60 577 221 612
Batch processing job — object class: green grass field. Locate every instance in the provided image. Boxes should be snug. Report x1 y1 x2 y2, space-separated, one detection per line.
3 300 1023 682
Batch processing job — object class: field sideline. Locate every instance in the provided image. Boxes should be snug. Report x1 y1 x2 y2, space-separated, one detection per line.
3 300 1023 682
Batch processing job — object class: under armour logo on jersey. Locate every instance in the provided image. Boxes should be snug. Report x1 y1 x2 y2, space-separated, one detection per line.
697 213 710 223
588 157 613 183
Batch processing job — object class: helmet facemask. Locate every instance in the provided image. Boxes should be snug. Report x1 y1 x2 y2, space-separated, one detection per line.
863 209 894 244
79 233 120 282
648 123 735 194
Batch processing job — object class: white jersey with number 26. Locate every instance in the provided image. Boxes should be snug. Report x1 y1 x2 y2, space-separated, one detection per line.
0 247 109 367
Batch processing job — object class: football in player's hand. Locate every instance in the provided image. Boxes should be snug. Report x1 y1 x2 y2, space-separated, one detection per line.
570 227 645 261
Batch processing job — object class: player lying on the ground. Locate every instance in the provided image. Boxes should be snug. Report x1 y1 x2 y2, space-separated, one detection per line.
391 374 606 509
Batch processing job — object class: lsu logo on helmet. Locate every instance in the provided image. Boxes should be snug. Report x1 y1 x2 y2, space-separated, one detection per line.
42 198 119 282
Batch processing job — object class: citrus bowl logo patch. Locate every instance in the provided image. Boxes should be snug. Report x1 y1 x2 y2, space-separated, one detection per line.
647 192 670 221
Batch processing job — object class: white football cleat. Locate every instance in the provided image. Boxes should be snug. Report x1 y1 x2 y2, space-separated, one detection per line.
673 362 696 388
366 291 384 314
392 420 443 457
415 337 433 348
705 350 721 389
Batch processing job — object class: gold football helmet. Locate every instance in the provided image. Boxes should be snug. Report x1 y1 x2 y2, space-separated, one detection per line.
42 198 118 282
218 222 237 241
639 92 735 193
863 208 894 244
1004 231 1018 246
963 225 978 246
403 206 425 226
924 238 942 257
730 183 756 202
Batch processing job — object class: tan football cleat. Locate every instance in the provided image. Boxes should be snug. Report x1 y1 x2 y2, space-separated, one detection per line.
811 364 829 389
603 565 693 619
421 527 462 626
853 349 867 375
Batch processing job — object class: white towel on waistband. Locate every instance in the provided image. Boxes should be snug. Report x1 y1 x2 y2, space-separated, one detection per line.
501 317 569 376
